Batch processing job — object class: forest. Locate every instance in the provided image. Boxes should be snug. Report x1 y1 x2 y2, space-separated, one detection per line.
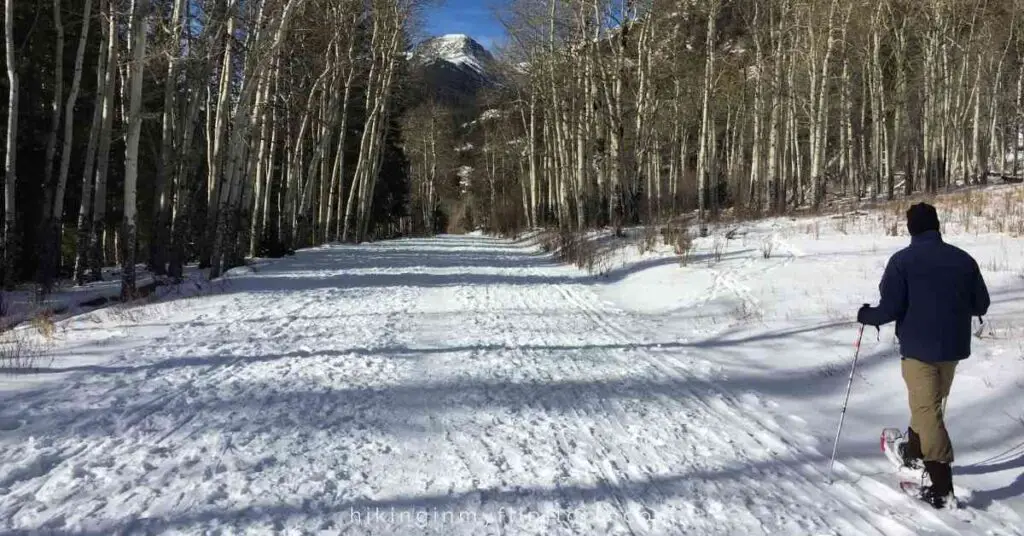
1 0 1023 303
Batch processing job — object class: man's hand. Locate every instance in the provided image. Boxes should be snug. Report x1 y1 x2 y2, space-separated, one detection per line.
857 303 873 325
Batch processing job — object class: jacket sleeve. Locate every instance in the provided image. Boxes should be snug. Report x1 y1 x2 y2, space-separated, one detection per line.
972 261 990 317
860 256 906 326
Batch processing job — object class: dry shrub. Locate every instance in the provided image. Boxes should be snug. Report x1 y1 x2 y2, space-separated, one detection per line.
804 221 821 240
1010 216 1024 237
832 214 848 234
662 224 693 265
541 229 604 274
1007 189 1024 236
636 225 660 255
733 300 764 322
732 203 761 224
0 329 52 372
30 311 57 340
711 235 726 264
107 302 147 324
675 230 694 265
446 201 473 235
537 230 559 254
924 185 1024 236
491 202 526 238
761 236 775 259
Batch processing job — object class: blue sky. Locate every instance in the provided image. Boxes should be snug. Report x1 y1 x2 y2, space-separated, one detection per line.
423 0 507 50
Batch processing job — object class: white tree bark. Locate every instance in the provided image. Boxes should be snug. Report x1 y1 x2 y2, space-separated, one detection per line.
696 0 720 233
75 0 107 283
122 0 149 300
89 1 118 281
209 0 302 276
203 1 238 268
40 0 94 291
808 0 838 209
41 0 65 228
151 0 186 274
2 0 17 288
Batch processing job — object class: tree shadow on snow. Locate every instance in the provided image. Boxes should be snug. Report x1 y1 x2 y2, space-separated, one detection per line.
204 239 755 295
36 453 877 535
957 439 1024 509
968 469 1024 510
41 437 1024 536
28 321 851 378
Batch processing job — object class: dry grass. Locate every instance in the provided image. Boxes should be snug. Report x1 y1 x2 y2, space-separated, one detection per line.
781 184 1024 240
733 300 764 323
818 361 844 378
678 183 1024 243
824 302 850 322
920 186 1024 237
0 328 53 372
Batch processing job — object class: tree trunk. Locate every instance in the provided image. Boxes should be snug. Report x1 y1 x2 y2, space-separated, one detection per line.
210 0 299 276
987 28 1012 176
748 1 764 210
2 0 17 289
327 30 356 242
250 62 275 256
809 0 838 210
150 0 186 276
696 0 720 234
41 0 65 230
122 0 148 300
970 48 983 184
39 0 94 293
74 0 107 284
766 21 784 213
89 3 118 282
202 5 237 269
1015 57 1023 179
528 89 538 228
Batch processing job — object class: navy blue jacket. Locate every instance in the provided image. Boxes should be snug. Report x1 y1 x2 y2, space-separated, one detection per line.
859 230 990 362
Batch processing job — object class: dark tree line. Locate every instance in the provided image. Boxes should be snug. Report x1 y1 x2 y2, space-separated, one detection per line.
1 0 425 305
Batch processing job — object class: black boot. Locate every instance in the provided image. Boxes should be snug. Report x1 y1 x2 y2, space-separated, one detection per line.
920 461 955 509
898 428 924 469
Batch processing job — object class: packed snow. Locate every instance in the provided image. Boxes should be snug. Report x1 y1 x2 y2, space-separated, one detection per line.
2 190 1023 534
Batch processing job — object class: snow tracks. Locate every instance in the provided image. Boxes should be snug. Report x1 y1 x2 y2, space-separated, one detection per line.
0 236 1018 535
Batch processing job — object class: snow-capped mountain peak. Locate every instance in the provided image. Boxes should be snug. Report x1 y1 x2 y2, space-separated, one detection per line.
413 34 495 78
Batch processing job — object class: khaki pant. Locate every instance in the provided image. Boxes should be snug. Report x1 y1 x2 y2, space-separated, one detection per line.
902 358 958 463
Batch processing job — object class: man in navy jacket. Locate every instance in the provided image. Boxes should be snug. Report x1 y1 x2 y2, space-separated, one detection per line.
858 202 990 508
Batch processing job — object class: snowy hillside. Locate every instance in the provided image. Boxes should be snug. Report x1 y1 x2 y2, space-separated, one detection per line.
1 187 1023 534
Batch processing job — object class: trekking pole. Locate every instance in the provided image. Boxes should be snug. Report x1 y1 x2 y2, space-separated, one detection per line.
827 323 866 484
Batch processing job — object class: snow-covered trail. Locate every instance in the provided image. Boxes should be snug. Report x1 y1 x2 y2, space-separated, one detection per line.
1 235 1020 535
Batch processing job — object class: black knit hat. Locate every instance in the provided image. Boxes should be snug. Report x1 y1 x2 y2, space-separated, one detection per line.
906 202 940 236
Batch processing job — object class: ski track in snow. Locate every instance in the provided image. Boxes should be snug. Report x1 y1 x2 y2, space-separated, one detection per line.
1 235 1021 535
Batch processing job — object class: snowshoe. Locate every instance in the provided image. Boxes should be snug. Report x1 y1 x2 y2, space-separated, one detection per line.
898 480 961 510
881 427 925 473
